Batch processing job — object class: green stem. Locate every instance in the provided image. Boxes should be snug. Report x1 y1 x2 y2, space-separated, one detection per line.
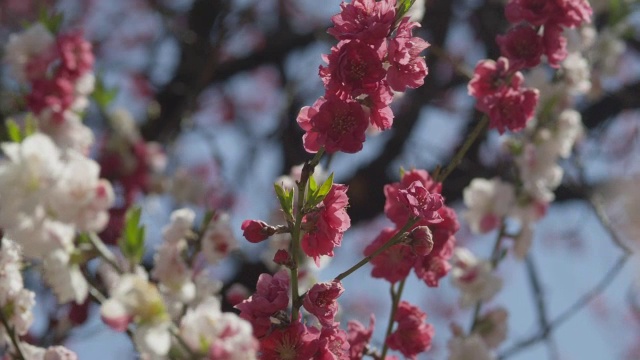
290 149 325 321
380 278 407 359
0 309 26 360
333 218 418 282
435 116 489 184
88 232 123 274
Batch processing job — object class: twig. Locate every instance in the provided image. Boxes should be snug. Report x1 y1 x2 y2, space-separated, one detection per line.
0 309 26 360
380 278 407 359
525 254 559 360
333 218 417 282
469 222 506 332
499 254 630 359
88 232 123 274
435 116 489 184
290 149 325 321
588 194 633 254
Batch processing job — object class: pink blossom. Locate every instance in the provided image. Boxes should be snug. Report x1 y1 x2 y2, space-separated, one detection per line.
386 18 430 92
235 270 290 338
347 315 375 360
259 322 320 360
56 31 94 81
496 25 544 70
385 301 434 359
398 181 444 223
273 249 293 267
364 84 394 130
467 57 524 113
241 219 271 243
486 86 539 134
316 326 350 360
297 96 369 154
301 184 351 265
553 0 592 28
303 280 345 327
364 228 416 283
328 0 396 44
542 24 568 68
384 169 441 227
320 40 386 99
414 253 453 287
505 0 558 26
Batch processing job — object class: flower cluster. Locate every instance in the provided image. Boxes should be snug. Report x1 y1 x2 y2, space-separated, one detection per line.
298 0 430 154
0 133 114 304
468 0 592 134
5 24 96 153
386 301 434 359
366 169 459 287
0 239 79 359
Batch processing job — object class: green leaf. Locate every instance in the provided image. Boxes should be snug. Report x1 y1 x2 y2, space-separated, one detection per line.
608 0 626 26
23 114 37 137
399 166 406 179
119 206 146 264
92 75 118 110
308 174 318 194
316 173 334 199
200 209 215 233
5 119 22 143
274 183 294 218
38 7 64 33
396 0 416 21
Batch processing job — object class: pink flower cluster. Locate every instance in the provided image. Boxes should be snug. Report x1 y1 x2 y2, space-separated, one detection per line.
386 301 434 359
366 169 460 287
237 275 351 359
468 57 539 134
468 0 592 134
503 0 592 69
26 31 94 125
301 184 351 265
298 0 430 154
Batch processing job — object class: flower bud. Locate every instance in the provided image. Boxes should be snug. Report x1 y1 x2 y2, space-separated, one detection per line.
241 220 271 243
408 226 433 256
273 249 293 268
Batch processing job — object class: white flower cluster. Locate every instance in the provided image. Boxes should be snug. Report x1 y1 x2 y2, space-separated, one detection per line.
450 247 503 308
447 308 508 360
0 133 114 304
100 209 256 359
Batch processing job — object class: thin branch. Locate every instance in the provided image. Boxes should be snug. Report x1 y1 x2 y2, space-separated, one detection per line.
88 232 123 274
380 278 407 359
435 116 489 185
0 309 26 360
525 254 559 360
499 254 630 359
333 218 417 282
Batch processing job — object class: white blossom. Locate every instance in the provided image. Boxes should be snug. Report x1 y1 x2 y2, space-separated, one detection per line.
451 248 502 308
463 178 515 234
42 249 89 304
4 24 55 84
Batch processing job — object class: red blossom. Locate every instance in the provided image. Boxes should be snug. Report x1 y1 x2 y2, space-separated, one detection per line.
347 315 375 360
553 0 592 28
467 57 524 113
315 326 350 360
303 281 345 327
56 31 94 81
386 18 430 92
259 322 320 360
486 86 539 134
505 0 558 26
319 40 386 99
297 96 369 154
364 83 394 130
542 24 568 68
328 0 396 45
496 24 544 70
398 181 444 223
241 219 271 243
301 184 351 265
235 270 290 338
385 301 434 359
364 228 416 283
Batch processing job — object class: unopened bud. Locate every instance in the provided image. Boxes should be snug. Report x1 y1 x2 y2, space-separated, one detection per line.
408 226 433 256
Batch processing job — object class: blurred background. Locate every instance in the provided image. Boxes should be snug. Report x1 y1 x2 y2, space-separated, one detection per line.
1 0 640 359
